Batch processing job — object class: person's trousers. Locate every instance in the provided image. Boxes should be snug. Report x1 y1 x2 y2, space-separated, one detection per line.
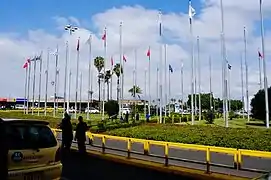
77 141 86 154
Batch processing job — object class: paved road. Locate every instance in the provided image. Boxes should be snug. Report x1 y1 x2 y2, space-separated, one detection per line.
61 150 195 180
57 133 271 179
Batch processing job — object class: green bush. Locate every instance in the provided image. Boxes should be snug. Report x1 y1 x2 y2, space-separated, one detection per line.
105 100 119 118
106 124 271 151
90 120 143 133
204 110 215 124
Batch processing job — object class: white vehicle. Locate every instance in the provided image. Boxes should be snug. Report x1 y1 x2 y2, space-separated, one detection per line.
85 107 99 114
15 104 26 110
120 108 131 115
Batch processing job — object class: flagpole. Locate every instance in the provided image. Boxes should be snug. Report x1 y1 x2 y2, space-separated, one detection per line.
220 0 228 127
87 34 92 120
32 56 37 115
197 36 202 121
144 69 147 118
228 65 231 112
102 28 107 121
38 54 43 116
148 46 151 119
27 59 32 114
164 44 167 119
79 72 82 113
75 38 80 119
119 22 123 119
221 32 226 122
258 48 263 89
44 48 49 116
63 41 68 114
181 62 184 119
56 69 60 114
24 63 28 114
240 53 245 119
189 0 195 125
68 71 72 114
209 56 212 110
158 10 163 124
243 27 249 122
53 46 59 117
156 67 159 123
259 0 269 128
134 49 138 120
168 66 171 117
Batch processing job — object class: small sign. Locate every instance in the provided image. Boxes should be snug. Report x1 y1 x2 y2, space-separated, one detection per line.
11 152 23 162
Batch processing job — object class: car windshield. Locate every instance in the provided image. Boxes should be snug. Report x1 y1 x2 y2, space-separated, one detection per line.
6 124 57 150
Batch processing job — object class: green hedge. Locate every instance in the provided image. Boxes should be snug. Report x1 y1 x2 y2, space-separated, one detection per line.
106 124 271 151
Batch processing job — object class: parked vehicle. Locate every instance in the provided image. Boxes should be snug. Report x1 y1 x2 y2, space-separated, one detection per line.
85 107 99 114
3 118 62 180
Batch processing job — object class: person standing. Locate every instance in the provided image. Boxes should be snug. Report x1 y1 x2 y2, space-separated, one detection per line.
59 112 73 153
75 116 88 154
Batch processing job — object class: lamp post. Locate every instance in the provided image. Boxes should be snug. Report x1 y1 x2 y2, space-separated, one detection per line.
64 24 78 114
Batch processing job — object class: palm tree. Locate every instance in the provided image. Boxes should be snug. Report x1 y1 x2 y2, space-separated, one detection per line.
113 63 123 101
94 56 104 102
104 70 112 101
128 85 142 97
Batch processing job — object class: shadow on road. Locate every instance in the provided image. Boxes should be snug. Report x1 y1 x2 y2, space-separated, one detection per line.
60 150 196 180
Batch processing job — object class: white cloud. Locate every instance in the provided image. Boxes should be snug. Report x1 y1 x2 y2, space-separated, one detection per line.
1 0 271 104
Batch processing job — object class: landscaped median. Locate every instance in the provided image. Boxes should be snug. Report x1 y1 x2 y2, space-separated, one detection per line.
0 111 144 132
105 124 271 152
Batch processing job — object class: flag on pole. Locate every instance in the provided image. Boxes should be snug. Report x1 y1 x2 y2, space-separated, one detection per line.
23 58 30 68
146 48 151 59
188 0 196 24
123 55 127 62
76 38 80 51
228 64 232 70
102 31 106 41
111 56 114 66
169 64 173 73
258 51 263 58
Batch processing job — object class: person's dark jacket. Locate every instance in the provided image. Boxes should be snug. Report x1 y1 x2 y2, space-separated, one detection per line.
75 122 88 142
59 116 73 143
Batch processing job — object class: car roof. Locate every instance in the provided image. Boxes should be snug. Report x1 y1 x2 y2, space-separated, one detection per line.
0 118 49 125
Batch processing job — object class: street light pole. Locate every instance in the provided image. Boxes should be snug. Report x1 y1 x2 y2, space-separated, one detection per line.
64 24 78 114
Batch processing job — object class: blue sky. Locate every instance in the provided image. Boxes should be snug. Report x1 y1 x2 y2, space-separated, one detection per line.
0 0 203 34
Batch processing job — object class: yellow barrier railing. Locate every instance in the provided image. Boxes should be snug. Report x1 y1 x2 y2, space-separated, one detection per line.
51 128 271 174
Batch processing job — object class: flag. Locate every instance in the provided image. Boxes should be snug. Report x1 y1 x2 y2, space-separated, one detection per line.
102 31 106 41
228 64 232 70
169 64 173 73
123 55 127 62
23 62 28 68
76 39 80 51
188 0 196 24
146 48 150 57
258 51 263 58
111 57 114 66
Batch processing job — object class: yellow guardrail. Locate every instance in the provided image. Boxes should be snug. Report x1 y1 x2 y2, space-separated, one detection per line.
51 128 271 174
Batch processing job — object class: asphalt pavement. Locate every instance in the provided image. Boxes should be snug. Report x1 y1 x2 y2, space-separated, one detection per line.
61 150 195 180
57 133 271 179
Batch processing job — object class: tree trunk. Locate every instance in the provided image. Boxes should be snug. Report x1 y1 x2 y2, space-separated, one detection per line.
117 77 120 101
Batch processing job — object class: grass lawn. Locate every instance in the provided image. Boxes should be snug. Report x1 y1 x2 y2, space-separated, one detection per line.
106 123 271 151
176 118 267 129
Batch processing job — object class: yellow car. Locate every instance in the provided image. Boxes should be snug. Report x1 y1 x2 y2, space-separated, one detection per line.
3 118 62 180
